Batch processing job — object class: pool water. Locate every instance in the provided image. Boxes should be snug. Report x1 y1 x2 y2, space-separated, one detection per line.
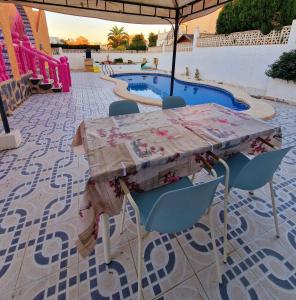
112 73 249 111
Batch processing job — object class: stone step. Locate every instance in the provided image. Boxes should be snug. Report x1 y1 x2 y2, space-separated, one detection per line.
39 80 53 90
30 79 62 94
29 76 42 85
52 85 62 93
0 28 13 78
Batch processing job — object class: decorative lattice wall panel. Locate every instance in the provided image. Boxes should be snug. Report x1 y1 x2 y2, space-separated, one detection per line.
196 26 291 48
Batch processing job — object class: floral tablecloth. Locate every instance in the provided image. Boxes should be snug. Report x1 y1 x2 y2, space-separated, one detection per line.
72 104 282 256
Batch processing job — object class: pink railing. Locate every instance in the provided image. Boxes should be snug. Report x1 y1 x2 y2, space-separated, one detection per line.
0 44 9 82
12 33 71 92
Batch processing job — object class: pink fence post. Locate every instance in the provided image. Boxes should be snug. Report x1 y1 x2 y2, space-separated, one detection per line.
64 56 72 87
23 35 37 78
12 32 24 74
18 44 27 74
49 64 59 88
58 57 70 92
0 44 9 82
20 37 30 74
39 57 48 83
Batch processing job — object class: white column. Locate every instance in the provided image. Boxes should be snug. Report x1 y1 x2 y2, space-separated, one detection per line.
193 26 200 49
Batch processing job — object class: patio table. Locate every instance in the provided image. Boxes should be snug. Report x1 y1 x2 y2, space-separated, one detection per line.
72 103 282 261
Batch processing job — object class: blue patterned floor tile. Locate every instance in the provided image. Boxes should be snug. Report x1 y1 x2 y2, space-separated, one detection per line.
0 72 295 299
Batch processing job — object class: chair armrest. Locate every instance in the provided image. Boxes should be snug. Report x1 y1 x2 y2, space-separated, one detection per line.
207 151 229 192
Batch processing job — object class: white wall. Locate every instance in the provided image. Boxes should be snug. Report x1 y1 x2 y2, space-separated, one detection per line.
266 79 296 103
54 20 296 101
190 45 288 95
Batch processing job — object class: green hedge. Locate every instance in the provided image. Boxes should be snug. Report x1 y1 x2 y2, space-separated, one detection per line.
113 58 124 63
217 0 296 35
266 50 296 83
51 44 100 50
127 34 147 51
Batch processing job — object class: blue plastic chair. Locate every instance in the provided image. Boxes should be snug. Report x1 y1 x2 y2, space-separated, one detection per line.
108 100 140 239
212 147 293 262
109 100 140 117
162 96 186 110
120 176 223 299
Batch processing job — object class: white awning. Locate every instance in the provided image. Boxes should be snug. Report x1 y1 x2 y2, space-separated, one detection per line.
5 0 231 24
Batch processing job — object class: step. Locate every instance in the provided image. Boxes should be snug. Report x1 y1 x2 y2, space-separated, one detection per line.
39 80 53 90
29 76 42 85
52 84 62 93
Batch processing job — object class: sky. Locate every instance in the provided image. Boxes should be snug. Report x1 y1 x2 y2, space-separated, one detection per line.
45 11 171 44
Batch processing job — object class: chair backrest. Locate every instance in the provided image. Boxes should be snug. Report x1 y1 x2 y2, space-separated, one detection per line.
232 146 293 190
109 100 140 117
144 177 222 233
162 96 186 110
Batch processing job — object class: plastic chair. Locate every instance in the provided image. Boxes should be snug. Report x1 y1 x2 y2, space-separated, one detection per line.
212 147 293 262
162 96 186 110
120 176 223 300
109 100 140 117
108 100 140 237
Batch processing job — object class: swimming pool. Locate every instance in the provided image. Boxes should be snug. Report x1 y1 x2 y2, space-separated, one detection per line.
112 73 249 111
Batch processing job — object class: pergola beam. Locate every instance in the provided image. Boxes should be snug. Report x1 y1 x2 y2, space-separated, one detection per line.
179 0 232 20
170 8 180 96
6 1 232 23
10 1 175 20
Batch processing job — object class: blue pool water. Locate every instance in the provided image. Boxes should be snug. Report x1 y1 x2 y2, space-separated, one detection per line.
112 73 249 111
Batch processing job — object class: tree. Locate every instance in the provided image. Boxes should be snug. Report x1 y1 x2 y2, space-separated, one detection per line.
107 26 129 49
75 36 90 45
266 50 296 83
216 0 296 35
148 32 158 47
128 34 147 50
65 36 90 45
280 0 296 27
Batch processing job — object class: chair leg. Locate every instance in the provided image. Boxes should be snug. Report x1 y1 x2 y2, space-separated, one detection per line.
218 158 230 264
208 207 222 283
269 181 280 238
118 179 143 299
223 194 228 263
120 196 127 234
136 222 143 299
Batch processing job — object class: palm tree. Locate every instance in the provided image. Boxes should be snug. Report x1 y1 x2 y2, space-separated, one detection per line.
107 26 129 49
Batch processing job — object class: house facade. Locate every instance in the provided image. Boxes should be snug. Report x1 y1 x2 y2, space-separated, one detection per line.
156 8 221 47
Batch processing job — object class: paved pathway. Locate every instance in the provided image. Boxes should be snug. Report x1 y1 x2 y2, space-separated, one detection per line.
0 72 296 300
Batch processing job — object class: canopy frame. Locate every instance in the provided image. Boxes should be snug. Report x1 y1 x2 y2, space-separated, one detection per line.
7 1 232 23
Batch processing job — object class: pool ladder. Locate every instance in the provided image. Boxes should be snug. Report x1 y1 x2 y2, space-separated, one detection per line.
102 64 114 76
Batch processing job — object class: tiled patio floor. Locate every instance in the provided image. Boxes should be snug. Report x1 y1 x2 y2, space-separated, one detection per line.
0 72 296 300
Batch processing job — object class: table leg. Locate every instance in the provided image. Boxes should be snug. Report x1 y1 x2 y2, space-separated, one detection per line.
101 213 111 264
